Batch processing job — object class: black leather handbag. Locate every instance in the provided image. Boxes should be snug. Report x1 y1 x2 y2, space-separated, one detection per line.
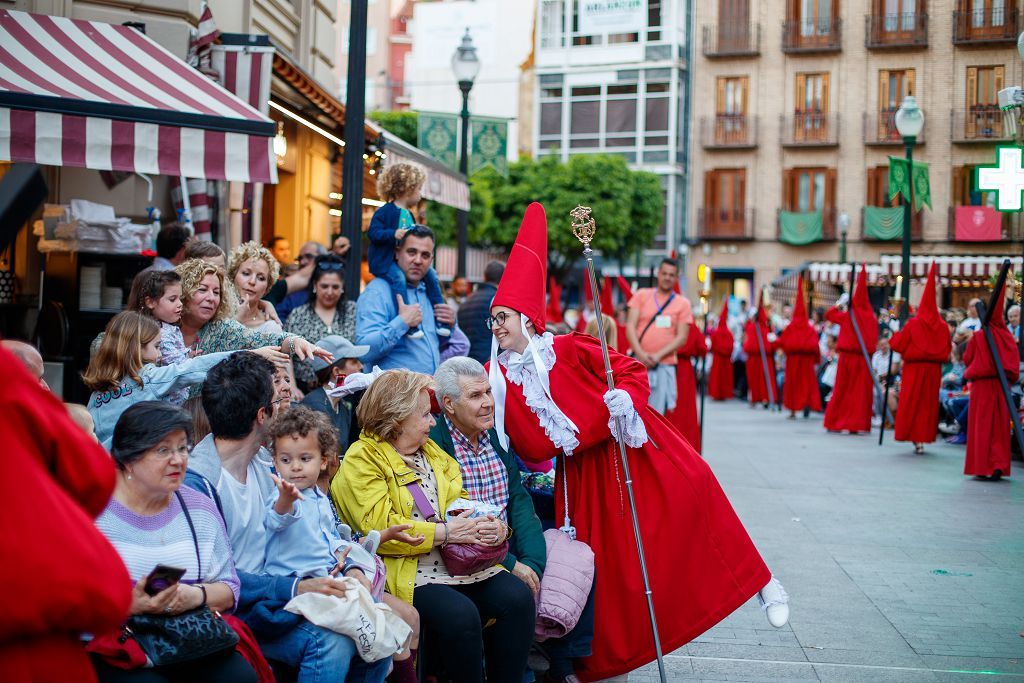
126 491 238 667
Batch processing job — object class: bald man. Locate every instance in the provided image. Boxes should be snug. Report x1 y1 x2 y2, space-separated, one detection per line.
2 340 47 389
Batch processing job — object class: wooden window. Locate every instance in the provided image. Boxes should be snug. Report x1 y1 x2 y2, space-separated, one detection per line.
966 65 1005 138
794 72 829 142
878 0 919 30
718 0 751 51
876 69 915 141
715 76 749 144
784 167 835 211
791 0 837 35
964 0 1011 30
704 168 747 235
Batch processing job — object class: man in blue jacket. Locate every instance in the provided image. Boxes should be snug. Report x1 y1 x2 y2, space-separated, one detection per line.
185 352 388 683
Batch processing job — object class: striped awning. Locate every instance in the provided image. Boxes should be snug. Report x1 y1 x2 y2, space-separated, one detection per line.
879 254 1022 279
806 262 890 285
0 10 277 183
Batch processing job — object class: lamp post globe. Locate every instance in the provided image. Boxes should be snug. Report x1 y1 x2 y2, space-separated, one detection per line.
894 95 924 139
894 95 923 319
451 28 481 88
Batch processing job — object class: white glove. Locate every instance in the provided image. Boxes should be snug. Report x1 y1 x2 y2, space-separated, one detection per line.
836 292 850 308
327 366 384 398
603 388 634 418
767 332 778 343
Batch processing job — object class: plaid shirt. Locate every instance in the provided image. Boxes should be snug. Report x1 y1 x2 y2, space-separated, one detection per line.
445 416 509 521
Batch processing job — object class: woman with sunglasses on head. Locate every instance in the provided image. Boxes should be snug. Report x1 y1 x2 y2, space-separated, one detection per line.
286 255 357 393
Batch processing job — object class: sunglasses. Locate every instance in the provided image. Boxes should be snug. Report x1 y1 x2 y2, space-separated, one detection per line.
317 261 344 272
485 310 519 328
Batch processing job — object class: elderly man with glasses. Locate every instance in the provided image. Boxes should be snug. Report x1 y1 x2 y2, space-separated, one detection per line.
431 356 596 682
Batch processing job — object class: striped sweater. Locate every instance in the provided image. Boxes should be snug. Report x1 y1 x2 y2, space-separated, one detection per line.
95 485 240 608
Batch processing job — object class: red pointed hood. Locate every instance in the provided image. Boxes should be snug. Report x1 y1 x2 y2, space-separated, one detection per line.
615 276 633 302
491 202 548 333
835 264 879 355
546 276 563 324
780 276 819 354
898 261 952 360
964 283 1018 381
601 276 614 315
710 299 733 355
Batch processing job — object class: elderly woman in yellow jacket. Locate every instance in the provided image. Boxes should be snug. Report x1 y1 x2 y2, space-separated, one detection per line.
331 369 535 683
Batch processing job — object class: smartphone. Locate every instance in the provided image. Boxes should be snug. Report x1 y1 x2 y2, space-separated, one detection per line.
144 564 186 596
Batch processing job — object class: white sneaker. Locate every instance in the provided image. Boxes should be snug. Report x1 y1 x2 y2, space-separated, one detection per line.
871 416 882 427
758 576 790 628
407 328 425 340
436 326 452 337
361 529 381 555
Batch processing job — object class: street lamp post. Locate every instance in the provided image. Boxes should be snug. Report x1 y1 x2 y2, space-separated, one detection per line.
451 28 480 279
837 211 850 266
894 95 924 324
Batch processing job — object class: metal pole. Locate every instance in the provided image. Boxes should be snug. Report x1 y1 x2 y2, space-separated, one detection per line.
341 0 368 301
900 136 915 324
839 230 847 266
456 82 471 279
752 309 777 409
698 304 709 449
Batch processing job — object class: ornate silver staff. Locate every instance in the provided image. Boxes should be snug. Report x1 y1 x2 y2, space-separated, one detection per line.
571 205 668 683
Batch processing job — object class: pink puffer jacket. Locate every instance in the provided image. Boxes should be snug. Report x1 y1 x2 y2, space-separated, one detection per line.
535 529 595 641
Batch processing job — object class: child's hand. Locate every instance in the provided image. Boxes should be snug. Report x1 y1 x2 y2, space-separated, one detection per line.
381 523 425 546
329 545 352 576
395 228 408 240
270 473 305 515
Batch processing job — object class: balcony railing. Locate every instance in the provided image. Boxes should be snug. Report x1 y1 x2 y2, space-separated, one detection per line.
953 8 1019 45
702 23 761 57
861 206 923 241
780 112 840 147
863 110 927 145
782 17 842 52
865 12 928 48
947 206 1022 241
700 115 758 149
777 208 837 241
696 207 756 241
951 107 1012 143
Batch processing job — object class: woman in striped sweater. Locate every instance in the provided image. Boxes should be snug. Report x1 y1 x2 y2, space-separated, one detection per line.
92 401 256 682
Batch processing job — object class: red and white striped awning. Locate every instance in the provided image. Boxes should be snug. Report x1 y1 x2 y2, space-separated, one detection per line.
0 10 277 183
879 254 1022 279
806 262 890 285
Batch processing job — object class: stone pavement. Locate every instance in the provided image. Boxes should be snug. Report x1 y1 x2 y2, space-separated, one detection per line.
626 399 1024 682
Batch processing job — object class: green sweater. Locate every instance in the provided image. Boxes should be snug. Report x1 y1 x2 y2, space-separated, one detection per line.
429 420 546 577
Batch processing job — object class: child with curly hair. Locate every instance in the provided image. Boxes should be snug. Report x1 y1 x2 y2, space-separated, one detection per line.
368 163 450 340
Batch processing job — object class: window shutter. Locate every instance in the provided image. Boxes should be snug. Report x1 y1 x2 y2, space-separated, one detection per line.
738 169 747 211
705 170 716 209
906 68 916 97
716 78 726 115
740 76 749 115
783 169 795 209
825 168 837 209
878 70 888 111
821 73 831 113
795 74 806 112
966 67 978 109
995 66 1005 94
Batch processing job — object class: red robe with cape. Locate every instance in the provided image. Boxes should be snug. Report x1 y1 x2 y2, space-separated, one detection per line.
666 322 706 451
963 296 1018 476
0 347 131 683
823 268 878 433
890 264 950 444
779 285 822 413
708 301 734 400
743 314 777 404
496 334 770 681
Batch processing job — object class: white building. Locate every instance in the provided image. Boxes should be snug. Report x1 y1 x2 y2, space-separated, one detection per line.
405 0 534 160
533 0 691 258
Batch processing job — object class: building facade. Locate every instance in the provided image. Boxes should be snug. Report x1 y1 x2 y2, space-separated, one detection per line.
336 0 413 112
690 0 1021 306
532 0 691 259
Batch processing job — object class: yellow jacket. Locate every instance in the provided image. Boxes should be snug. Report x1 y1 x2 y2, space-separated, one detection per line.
330 431 469 604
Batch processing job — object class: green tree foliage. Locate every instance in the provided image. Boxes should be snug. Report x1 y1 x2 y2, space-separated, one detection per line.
368 110 418 145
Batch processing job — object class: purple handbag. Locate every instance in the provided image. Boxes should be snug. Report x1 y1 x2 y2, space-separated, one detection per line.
406 481 508 576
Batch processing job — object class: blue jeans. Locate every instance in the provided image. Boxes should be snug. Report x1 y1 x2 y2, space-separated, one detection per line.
258 620 390 683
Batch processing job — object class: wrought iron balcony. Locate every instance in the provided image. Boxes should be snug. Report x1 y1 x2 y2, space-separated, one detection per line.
952 8 1019 45
865 12 928 48
696 207 756 241
863 110 927 145
780 112 840 147
700 115 758 149
782 17 842 52
950 107 1012 143
702 23 761 57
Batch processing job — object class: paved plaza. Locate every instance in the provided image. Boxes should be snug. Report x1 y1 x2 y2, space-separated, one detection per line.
629 399 1024 682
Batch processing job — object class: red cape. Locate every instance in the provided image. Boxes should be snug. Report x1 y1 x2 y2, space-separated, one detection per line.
709 301 734 400
497 334 769 681
0 348 131 683
743 314 777 405
823 267 878 432
779 280 822 412
666 322 707 451
963 290 1018 476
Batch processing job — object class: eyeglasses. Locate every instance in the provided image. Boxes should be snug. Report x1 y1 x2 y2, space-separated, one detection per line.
486 311 519 328
317 261 344 272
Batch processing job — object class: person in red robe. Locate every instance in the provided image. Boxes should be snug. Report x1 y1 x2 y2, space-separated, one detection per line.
0 345 131 682
823 265 879 433
742 301 778 407
708 300 735 400
666 321 707 451
890 262 952 454
486 204 788 682
779 277 822 418
963 286 1018 479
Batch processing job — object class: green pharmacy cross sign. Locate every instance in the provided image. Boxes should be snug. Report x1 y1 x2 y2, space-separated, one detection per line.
976 145 1024 212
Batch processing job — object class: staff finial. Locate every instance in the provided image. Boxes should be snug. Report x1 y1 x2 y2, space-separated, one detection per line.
570 205 596 247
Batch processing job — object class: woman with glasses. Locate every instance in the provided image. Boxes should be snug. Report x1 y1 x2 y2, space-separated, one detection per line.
286 255 357 393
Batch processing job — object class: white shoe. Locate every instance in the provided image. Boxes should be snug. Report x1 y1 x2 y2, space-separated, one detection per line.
758 576 790 628
436 326 452 337
407 328 425 340
361 529 381 555
871 416 882 427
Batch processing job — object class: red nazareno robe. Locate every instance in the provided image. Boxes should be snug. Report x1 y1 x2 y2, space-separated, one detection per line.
823 308 878 433
742 316 777 404
708 302 734 401
963 304 1018 477
666 322 707 451
0 347 131 683
779 288 822 413
496 334 770 681
889 266 951 444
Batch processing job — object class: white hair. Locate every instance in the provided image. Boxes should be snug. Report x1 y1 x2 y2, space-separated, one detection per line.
435 356 487 404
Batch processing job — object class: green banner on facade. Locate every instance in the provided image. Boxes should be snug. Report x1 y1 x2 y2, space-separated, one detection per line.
863 206 904 240
417 112 459 170
779 210 823 245
469 117 508 176
888 156 931 211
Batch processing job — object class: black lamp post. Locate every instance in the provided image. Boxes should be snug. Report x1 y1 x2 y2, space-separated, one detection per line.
340 0 368 301
451 28 480 279
895 95 924 324
837 211 849 266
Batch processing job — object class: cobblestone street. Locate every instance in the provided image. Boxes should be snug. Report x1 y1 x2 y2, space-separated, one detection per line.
629 399 1024 682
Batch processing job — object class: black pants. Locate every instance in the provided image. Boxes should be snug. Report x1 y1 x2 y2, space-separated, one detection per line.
91 650 257 683
414 570 535 683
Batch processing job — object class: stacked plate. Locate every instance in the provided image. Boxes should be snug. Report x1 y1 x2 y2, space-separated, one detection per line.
80 266 103 310
101 286 123 310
